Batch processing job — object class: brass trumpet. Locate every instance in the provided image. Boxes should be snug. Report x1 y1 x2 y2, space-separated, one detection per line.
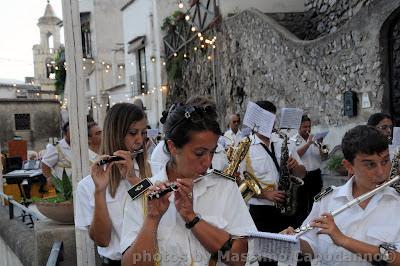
299 131 330 157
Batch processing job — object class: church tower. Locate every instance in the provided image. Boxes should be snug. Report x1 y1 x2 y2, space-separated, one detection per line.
32 0 62 94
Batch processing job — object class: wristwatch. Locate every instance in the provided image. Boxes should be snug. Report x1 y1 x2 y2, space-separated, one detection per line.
379 242 397 262
185 214 201 229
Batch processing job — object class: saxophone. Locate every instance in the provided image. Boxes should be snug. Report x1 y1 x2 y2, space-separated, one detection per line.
276 131 304 216
223 137 262 202
389 149 400 193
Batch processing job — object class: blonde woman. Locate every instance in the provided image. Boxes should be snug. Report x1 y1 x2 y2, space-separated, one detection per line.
75 103 151 265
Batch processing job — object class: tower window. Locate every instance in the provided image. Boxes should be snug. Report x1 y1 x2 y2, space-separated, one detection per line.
15 114 31 130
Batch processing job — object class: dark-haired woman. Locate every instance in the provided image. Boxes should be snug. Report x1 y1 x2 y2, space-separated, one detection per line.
121 104 256 266
75 103 152 265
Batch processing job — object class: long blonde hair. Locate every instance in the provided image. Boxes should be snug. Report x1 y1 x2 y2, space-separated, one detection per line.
100 103 152 197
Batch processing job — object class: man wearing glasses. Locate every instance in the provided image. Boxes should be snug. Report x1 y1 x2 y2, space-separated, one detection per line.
367 113 394 142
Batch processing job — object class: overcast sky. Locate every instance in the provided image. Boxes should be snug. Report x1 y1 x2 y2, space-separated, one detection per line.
0 0 63 82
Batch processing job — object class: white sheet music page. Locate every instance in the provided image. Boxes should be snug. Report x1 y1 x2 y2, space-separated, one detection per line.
392 127 400 146
389 144 400 160
279 108 303 129
248 231 300 266
312 130 329 141
243 101 276 138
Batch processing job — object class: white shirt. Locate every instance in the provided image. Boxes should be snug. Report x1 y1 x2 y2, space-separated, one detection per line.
224 129 242 147
150 140 229 175
120 166 257 266
75 161 140 260
300 177 400 266
41 139 72 179
290 133 321 171
244 134 304 206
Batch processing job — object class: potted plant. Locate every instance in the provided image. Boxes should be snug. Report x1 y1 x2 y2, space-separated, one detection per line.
327 155 348 176
33 170 74 224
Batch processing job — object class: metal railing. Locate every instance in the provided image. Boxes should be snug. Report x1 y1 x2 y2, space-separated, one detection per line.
0 191 44 227
46 241 64 266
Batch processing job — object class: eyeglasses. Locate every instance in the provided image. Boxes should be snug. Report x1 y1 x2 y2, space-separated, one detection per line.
167 105 210 134
377 125 393 131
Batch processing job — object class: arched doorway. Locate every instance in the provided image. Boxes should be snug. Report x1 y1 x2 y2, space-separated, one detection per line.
382 7 400 125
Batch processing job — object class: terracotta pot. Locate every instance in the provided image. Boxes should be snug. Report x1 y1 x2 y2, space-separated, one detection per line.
35 201 74 224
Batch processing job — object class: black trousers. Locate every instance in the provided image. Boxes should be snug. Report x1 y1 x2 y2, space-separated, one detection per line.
249 204 297 266
100 257 121 266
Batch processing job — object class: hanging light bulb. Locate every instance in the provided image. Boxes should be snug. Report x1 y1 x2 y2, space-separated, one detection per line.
191 26 196 32
178 1 184 9
185 15 190 21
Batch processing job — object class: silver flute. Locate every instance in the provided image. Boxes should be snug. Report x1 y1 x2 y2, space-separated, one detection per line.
295 175 400 237
97 149 144 166
147 183 178 200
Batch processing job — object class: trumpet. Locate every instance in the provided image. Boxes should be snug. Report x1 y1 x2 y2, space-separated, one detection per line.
302 131 330 157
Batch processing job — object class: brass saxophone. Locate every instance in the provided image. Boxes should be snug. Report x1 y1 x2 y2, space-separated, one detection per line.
389 149 400 193
275 130 304 216
223 137 262 202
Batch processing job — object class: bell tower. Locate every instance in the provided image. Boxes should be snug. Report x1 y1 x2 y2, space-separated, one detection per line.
32 0 62 94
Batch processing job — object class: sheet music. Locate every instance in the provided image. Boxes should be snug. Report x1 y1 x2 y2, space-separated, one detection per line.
389 144 400 160
313 130 329 141
248 231 300 265
147 128 159 138
279 108 303 129
243 101 276 138
392 127 400 146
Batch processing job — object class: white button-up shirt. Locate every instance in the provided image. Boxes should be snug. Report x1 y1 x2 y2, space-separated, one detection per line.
75 162 140 260
41 138 72 179
224 129 242 147
120 166 257 266
300 176 400 266
243 134 304 206
150 140 229 175
290 133 321 172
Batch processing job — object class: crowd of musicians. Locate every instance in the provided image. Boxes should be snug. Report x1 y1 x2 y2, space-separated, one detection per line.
40 96 400 266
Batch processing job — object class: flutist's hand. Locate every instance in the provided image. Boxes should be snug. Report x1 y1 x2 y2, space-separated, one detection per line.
174 178 195 223
280 226 296 235
113 150 138 184
92 155 114 192
311 213 346 246
306 133 314 144
146 181 171 220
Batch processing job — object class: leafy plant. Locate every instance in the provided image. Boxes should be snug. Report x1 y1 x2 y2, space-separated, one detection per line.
49 169 73 201
54 47 66 96
327 155 345 172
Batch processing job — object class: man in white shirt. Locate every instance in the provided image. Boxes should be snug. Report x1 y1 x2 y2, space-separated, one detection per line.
87 121 102 165
224 113 242 147
41 122 72 184
290 115 323 225
243 100 306 266
284 125 400 266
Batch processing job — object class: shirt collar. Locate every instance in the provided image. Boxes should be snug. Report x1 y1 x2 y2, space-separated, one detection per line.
334 175 399 201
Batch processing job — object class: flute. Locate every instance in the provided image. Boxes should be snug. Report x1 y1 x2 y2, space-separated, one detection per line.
294 175 400 237
147 183 178 200
97 149 144 166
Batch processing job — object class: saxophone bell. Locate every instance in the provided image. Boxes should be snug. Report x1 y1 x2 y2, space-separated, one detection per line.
239 171 262 202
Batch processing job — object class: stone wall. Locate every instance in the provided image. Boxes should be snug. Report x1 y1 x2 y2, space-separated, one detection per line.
0 99 61 152
267 0 372 40
304 0 371 39
166 0 400 145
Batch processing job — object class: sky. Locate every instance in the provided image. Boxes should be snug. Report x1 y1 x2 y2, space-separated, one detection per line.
0 0 63 82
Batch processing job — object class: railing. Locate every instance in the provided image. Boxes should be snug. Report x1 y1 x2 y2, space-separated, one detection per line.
46 241 64 266
0 191 44 227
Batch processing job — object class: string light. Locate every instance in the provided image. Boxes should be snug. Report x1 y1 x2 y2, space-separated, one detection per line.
185 15 190 21
178 1 184 9
191 26 196 32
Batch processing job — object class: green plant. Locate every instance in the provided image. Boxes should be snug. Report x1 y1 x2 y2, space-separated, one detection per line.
49 169 73 201
327 155 344 171
54 47 66 96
